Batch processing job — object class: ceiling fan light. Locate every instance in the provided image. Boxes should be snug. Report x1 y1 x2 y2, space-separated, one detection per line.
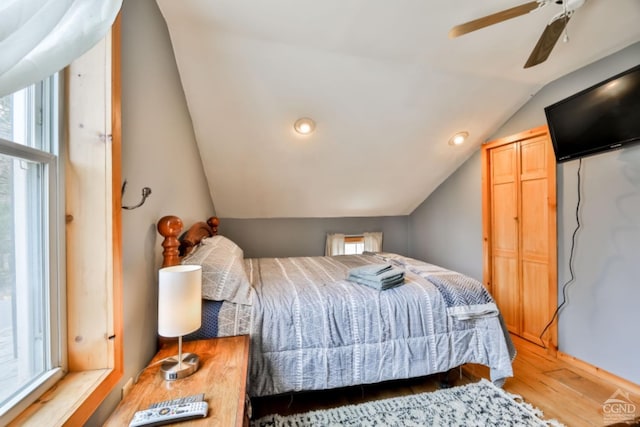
294 117 315 135
449 131 469 146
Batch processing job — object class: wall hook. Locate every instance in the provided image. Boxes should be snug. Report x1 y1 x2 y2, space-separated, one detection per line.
121 180 152 210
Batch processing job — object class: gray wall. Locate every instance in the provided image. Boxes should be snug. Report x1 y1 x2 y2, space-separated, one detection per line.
87 1 215 424
409 42 640 385
408 150 483 281
220 216 409 258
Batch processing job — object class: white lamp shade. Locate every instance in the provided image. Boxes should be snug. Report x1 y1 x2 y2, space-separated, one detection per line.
158 265 202 338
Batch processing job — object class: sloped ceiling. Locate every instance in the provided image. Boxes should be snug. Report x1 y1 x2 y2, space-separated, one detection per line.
156 0 640 218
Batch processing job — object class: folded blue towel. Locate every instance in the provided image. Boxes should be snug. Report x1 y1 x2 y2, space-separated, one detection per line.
348 273 404 290
348 264 405 290
348 263 393 277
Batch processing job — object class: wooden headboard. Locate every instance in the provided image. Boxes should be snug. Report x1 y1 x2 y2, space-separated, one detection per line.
157 215 219 267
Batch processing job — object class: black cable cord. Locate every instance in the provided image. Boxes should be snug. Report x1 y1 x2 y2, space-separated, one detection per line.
539 158 582 345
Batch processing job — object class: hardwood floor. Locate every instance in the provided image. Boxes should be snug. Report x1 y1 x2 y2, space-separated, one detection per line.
498 336 640 427
250 335 640 426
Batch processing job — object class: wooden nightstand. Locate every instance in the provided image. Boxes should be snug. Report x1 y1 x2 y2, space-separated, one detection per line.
104 335 250 427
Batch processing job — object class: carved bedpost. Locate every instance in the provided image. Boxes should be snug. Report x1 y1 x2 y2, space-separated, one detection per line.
157 215 220 267
157 215 183 267
207 217 219 235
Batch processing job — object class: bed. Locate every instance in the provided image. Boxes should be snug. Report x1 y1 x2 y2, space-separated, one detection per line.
157 215 515 398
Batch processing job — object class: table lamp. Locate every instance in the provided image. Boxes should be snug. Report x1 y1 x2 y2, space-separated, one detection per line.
158 264 202 380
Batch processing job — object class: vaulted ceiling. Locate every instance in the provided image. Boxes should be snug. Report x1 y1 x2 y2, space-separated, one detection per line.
156 0 640 218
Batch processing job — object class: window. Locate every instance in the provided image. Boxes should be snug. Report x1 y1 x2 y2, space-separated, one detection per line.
0 22 122 426
325 232 383 256
344 236 365 255
0 76 64 421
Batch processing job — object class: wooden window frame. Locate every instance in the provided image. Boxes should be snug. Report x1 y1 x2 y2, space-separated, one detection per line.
344 236 364 244
8 16 123 426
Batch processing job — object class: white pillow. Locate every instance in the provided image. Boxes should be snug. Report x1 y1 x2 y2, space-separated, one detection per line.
182 235 252 305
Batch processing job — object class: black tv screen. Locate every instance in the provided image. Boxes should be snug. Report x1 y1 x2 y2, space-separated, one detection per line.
545 64 640 162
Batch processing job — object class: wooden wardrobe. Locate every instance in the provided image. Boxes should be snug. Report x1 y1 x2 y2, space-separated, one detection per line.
481 125 557 349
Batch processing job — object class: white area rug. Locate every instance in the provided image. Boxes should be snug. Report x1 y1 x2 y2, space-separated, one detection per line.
251 379 564 427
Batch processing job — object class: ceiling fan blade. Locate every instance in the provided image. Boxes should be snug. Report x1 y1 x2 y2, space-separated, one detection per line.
449 1 542 38
524 14 570 68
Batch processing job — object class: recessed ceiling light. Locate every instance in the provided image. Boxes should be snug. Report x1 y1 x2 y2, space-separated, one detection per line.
449 131 469 146
294 117 315 135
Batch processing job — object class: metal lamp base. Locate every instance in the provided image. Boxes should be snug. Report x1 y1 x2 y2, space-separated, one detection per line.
160 352 200 381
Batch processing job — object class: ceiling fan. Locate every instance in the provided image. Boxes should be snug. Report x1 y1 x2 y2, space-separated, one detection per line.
449 0 586 68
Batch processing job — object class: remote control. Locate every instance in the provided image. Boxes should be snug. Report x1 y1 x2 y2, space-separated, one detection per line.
129 401 208 427
148 393 205 409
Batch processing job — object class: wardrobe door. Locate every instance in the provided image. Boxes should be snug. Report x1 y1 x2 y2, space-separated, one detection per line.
489 142 520 334
520 135 556 345
482 126 557 349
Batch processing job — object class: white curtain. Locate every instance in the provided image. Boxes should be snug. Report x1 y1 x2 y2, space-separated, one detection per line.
325 233 345 256
0 0 122 97
363 231 383 253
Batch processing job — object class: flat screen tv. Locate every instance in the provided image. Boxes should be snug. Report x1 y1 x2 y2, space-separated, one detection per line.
544 64 640 162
